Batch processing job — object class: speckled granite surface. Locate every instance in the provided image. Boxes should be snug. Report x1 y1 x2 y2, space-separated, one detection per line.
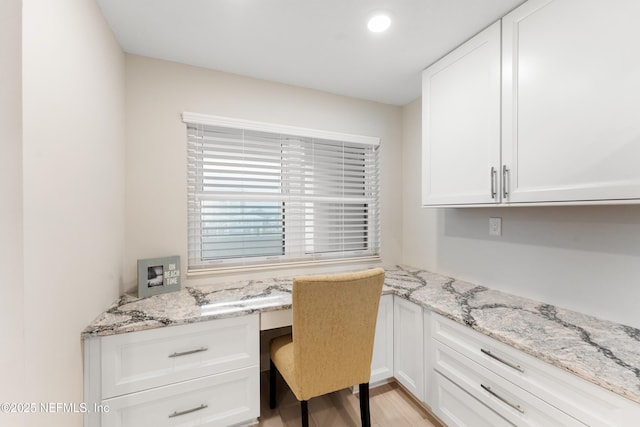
83 265 640 404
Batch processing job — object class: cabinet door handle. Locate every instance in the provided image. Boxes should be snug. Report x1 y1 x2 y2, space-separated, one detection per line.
481 348 524 373
481 384 524 414
490 167 497 199
502 165 510 198
168 347 208 358
168 403 208 418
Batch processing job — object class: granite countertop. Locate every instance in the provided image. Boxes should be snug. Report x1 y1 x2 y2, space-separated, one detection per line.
83 265 640 405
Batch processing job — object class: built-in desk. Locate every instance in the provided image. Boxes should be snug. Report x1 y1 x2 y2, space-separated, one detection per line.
260 308 292 331
83 265 640 426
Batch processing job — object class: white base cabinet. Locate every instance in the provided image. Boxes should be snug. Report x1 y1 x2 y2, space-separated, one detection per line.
102 367 259 427
432 339 585 426
422 309 433 407
84 315 260 427
393 297 424 401
370 294 394 385
431 371 511 427
430 313 640 427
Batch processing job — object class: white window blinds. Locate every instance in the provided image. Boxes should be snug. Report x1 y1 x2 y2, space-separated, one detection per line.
184 113 380 272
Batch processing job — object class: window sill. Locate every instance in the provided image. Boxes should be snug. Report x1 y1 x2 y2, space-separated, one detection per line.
186 256 382 278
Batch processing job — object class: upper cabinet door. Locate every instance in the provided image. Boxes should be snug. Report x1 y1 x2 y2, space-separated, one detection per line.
502 0 640 203
422 21 502 206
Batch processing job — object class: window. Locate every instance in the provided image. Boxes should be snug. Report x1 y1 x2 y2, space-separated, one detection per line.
184 113 380 272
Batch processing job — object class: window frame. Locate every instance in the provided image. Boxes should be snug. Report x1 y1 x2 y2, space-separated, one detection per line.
183 112 380 274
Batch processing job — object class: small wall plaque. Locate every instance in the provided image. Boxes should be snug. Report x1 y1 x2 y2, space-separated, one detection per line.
137 255 181 298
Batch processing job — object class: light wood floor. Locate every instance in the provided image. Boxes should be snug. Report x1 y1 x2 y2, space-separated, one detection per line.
256 371 444 427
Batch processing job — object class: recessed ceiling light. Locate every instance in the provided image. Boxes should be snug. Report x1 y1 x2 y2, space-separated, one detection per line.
368 13 391 33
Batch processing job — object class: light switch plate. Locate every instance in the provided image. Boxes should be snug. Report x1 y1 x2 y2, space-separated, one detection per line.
489 217 502 236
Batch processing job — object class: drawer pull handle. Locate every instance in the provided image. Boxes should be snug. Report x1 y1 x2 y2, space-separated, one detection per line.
481 348 524 373
481 384 524 414
168 347 208 358
168 403 208 418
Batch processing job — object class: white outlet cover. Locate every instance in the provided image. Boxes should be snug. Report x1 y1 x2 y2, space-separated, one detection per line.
489 217 502 236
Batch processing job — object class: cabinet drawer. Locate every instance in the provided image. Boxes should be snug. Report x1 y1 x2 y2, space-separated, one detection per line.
101 314 259 398
432 313 640 426
431 371 511 427
102 365 259 427
433 339 585 427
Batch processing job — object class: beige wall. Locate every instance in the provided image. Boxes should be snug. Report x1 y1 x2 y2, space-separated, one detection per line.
124 55 403 289
402 97 640 329
0 1 25 425
402 98 438 272
21 0 125 425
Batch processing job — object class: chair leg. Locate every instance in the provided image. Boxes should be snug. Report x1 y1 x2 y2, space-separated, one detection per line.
269 359 277 409
359 383 371 427
301 400 309 427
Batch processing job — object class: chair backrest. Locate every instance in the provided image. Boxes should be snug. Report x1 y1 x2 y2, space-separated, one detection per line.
291 268 385 400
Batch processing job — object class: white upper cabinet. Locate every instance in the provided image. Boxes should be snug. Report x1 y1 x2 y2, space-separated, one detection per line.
423 0 640 206
422 21 502 206
502 0 640 203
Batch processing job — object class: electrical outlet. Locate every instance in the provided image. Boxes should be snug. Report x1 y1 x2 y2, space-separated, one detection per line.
489 217 502 236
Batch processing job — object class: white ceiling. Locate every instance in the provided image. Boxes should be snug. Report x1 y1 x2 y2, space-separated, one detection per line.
96 0 524 106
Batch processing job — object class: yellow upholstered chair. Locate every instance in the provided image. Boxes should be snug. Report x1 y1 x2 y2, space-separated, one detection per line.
269 268 385 427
